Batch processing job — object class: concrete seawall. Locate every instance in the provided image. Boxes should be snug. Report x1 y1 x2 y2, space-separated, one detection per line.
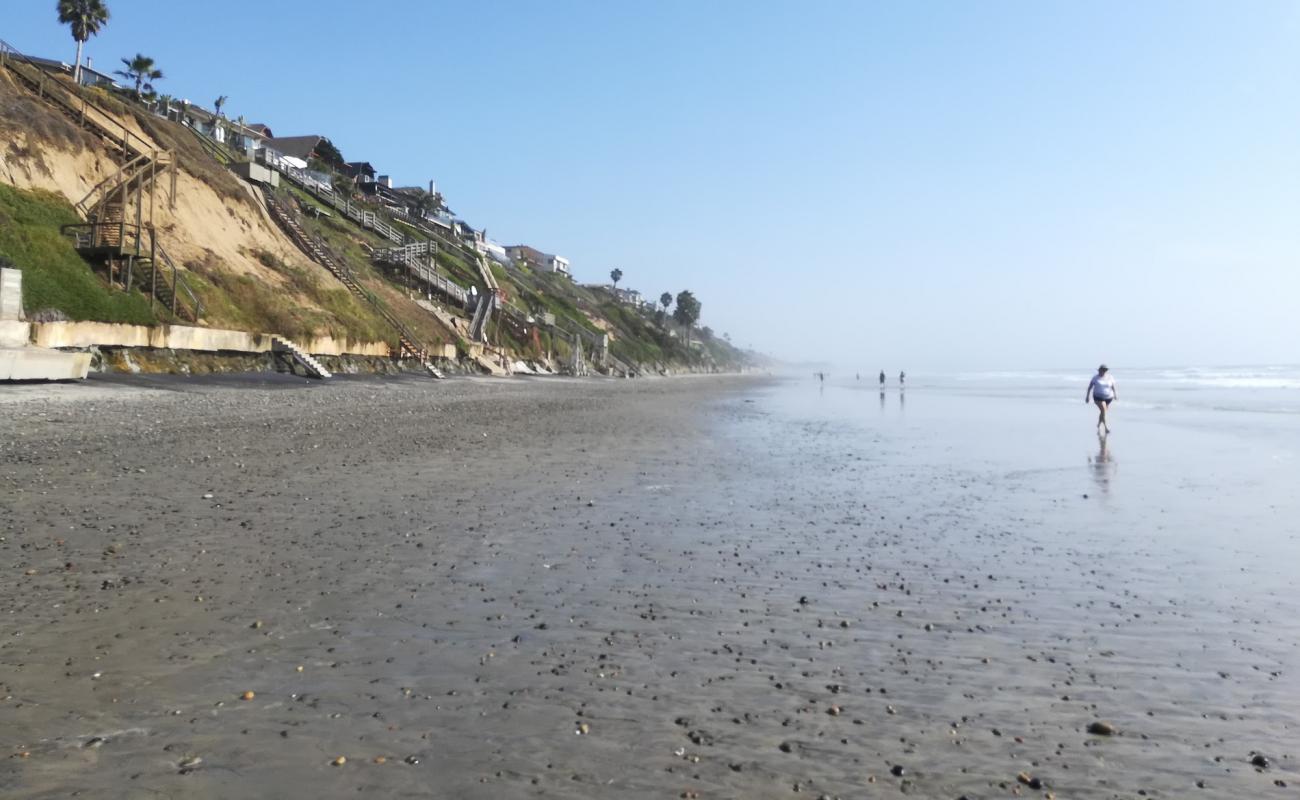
27 322 395 358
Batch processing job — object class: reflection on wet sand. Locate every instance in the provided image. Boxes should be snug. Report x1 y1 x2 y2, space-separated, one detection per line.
1089 432 1115 494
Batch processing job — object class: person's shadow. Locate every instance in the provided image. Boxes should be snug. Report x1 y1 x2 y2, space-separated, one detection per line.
1088 432 1115 494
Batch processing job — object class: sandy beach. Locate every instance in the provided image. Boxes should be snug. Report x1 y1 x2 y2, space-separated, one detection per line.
2 373 1297 799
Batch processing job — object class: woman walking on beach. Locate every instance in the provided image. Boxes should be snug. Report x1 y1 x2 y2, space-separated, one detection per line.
1086 364 1117 433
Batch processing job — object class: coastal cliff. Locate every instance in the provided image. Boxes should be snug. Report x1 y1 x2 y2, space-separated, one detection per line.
0 58 750 378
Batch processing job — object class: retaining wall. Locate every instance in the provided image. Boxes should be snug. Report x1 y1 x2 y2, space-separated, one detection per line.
27 322 392 358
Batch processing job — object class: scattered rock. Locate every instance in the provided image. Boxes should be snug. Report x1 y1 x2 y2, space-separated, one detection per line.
1087 721 1116 736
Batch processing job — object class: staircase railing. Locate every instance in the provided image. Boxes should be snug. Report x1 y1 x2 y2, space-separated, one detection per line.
187 126 238 166
371 243 470 307
154 240 204 321
58 221 203 322
263 191 434 361
469 293 496 343
74 152 149 217
255 149 493 289
0 39 161 163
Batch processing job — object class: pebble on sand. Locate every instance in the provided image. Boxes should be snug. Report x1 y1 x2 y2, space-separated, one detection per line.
1087 721 1116 736
331 756 347 766
240 691 255 701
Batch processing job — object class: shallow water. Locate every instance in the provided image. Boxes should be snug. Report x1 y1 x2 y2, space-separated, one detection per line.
1 375 1296 798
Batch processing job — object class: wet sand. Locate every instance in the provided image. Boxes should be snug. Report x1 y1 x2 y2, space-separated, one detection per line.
1 374 1297 799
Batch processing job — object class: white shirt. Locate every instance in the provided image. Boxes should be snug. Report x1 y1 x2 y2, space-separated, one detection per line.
1089 373 1116 400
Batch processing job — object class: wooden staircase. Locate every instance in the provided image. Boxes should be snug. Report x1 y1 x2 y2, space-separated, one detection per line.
1 40 200 321
263 191 442 374
469 292 495 343
96 202 124 248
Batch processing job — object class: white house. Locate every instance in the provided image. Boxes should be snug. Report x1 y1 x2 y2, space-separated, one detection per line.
506 245 570 275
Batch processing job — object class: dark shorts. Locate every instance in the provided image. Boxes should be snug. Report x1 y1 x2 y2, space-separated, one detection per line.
1094 396 1113 405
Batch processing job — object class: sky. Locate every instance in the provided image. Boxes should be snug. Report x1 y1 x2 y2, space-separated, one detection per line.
8 1 1300 370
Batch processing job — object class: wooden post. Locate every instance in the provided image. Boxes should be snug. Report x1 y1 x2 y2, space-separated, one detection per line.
134 171 144 257
149 159 156 228
149 231 157 311
169 156 177 210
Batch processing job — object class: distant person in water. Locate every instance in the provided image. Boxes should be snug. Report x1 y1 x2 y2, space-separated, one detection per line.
899 370 905 387
1086 364 1117 433
879 370 886 387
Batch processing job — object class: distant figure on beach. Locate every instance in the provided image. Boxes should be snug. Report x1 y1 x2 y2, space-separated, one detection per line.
1086 364 1117 433
879 370 886 387
899 370 905 387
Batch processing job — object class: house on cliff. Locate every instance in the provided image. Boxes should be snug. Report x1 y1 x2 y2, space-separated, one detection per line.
265 135 345 169
506 245 570 276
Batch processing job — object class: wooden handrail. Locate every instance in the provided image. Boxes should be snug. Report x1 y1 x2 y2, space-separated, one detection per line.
0 39 159 161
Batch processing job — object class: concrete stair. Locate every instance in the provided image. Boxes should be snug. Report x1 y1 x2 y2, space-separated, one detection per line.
469 293 495 343
271 337 332 379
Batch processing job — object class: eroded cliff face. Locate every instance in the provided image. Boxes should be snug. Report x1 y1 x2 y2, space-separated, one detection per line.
0 70 410 345
1 69 751 377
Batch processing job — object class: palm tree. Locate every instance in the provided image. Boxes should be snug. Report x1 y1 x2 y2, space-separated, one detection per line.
57 0 111 86
610 268 623 288
673 290 701 345
659 292 672 311
115 53 164 100
213 95 229 118
410 190 445 219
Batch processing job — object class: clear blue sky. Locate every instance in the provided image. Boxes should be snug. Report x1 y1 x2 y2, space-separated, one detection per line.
10 1 1300 369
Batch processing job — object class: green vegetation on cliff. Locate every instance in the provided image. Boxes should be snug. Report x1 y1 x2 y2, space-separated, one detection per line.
0 183 155 324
